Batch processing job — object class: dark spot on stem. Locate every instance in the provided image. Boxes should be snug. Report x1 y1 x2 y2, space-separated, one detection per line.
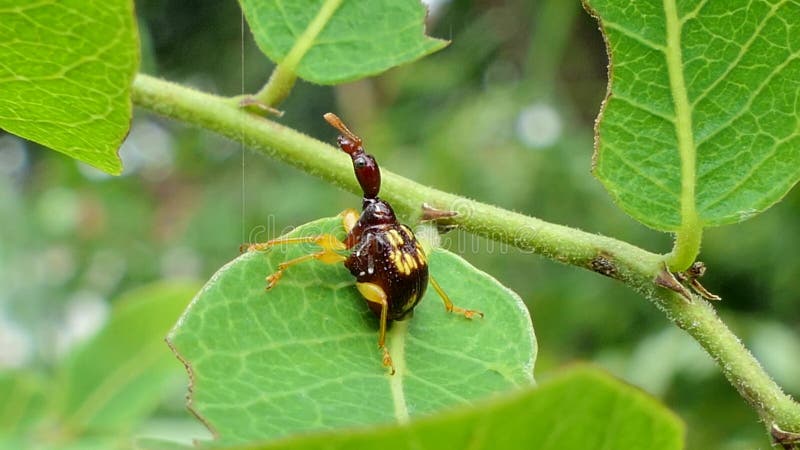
589 252 619 279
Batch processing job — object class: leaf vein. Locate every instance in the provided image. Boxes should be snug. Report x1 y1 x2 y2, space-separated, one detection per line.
701 133 800 212
601 20 666 52
604 143 679 198
695 48 800 147
690 0 789 107
611 93 676 123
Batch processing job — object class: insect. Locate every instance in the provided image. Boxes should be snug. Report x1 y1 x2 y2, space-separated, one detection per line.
244 113 482 374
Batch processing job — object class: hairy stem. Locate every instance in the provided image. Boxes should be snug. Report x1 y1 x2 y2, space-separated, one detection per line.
131 73 800 436
254 64 297 107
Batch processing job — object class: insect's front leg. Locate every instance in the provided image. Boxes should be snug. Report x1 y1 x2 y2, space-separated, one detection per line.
340 208 359 234
340 208 364 249
242 234 347 290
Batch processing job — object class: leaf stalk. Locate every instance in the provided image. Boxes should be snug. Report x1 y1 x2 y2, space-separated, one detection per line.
253 64 298 107
663 0 702 271
252 0 343 106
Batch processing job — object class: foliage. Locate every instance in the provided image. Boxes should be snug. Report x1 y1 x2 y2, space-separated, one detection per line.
587 0 800 230
0 0 138 174
585 0 800 269
240 0 447 84
0 282 200 449
1 0 799 449
141 366 685 450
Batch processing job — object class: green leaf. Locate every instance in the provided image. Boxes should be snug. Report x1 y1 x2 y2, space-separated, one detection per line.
37 437 128 450
240 0 448 84
168 217 535 446
0 371 45 433
275 366 684 450
0 0 139 174
151 366 683 450
51 281 201 435
0 435 26 450
586 0 800 230
134 438 195 450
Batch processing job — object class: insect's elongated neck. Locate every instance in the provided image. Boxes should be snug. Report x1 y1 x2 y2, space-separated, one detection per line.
324 113 382 199
348 145 381 199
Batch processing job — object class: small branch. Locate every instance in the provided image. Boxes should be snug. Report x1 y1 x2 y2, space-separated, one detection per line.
669 221 703 272
131 73 800 436
253 63 297 107
252 0 343 106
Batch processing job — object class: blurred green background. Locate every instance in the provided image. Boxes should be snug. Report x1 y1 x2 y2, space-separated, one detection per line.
1 0 798 448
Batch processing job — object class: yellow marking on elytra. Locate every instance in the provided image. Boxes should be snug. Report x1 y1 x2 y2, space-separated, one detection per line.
390 251 407 275
388 229 404 247
403 253 418 271
416 251 427 265
399 254 412 275
413 242 427 263
403 292 417 313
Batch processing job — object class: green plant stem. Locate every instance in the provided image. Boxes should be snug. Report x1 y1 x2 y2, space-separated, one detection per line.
670 225 702 272
131 73 800 436
252 0 343 106
253 64 297 107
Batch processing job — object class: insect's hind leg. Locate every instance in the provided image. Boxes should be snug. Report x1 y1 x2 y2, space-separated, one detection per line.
429 275 484 319
356 282 395 375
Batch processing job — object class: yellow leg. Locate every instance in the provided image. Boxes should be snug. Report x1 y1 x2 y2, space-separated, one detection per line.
356 282 395 375
265 250 346 290
242 233 347 289
242 209 357 253
241 211 358 289
429 275 484 319
340 208 359 233
244 234 346 253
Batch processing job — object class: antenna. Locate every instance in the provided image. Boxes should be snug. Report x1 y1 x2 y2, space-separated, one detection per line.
323 113 362 146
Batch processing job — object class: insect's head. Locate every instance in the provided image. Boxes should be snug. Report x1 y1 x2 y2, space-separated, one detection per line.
324 113 381 199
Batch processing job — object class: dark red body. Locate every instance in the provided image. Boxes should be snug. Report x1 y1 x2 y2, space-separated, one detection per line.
344 199 428 321
324 113 429 322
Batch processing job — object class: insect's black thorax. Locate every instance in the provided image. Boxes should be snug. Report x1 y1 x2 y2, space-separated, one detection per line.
345 205 429 321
